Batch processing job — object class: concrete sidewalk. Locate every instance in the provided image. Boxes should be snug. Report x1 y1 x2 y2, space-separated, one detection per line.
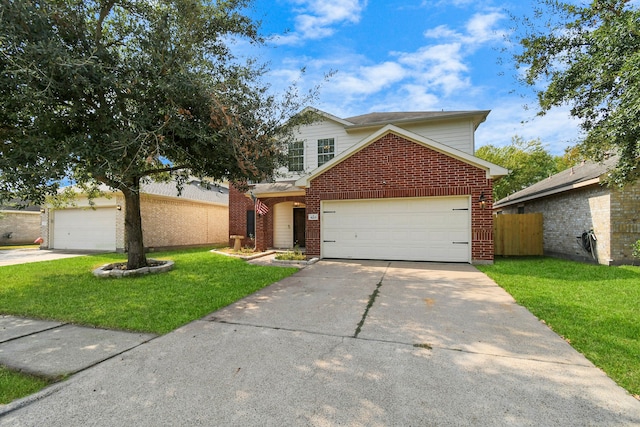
1 260 639 426
0 249 87 267
0 316 156 378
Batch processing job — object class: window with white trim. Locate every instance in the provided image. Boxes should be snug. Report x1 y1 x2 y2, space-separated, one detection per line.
317 138 335 166
288 141 304 172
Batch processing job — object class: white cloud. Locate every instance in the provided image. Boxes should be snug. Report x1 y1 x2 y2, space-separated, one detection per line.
465 12 507 43
395 43 469 95
274 0 366 45
398 85 441 110
423 25 462 40
337 62 407 94
424 11 506 46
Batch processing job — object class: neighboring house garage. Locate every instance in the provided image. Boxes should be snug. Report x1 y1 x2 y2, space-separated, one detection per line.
43 181 229 252
52 207 116 251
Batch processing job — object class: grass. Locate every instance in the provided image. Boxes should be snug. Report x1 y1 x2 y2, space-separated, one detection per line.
477 257 640 398
0 367 53 405
0 248 298 334
0 247 298 403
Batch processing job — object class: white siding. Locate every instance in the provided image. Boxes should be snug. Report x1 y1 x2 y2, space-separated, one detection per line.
273 202 294 248
401 121 474 154
276 115 478 180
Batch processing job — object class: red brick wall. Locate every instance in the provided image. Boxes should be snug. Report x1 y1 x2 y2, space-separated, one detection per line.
229 185 255 248
305 132 494 263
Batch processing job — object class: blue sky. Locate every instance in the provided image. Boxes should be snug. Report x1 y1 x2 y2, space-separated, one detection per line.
243 0 583 155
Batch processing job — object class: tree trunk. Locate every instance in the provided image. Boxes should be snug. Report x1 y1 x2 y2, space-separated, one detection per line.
121 179 147 270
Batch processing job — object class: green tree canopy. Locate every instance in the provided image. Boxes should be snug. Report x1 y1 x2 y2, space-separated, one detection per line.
0 0 315 268
476 136 559 201
513 0 640 185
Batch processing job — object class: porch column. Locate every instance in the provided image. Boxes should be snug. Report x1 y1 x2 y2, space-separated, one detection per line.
255 211 268 251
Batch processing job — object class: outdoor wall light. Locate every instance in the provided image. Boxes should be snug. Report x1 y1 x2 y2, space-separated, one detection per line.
116 205 122 211
479 192 486 210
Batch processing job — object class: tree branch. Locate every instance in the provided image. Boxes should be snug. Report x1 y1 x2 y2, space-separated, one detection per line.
95 0 116 46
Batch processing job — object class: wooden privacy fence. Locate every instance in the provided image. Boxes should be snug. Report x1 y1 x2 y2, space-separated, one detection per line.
494 213 543 256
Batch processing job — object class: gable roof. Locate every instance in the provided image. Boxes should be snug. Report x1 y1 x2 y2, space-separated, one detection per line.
295 125 508 187
493 156 619 209
299 107 354 127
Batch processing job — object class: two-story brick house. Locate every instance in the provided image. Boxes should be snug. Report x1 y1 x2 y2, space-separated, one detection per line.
229 108 507 264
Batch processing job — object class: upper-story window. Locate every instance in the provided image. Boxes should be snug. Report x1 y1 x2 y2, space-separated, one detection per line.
288 141 304 172
317 138 335 166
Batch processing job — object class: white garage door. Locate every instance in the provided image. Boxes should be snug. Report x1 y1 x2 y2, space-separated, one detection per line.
53 208 116 251
322 197 470 262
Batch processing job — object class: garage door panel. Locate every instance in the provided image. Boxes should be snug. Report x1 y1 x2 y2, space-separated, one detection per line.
322 197 470 262
53 208 116 251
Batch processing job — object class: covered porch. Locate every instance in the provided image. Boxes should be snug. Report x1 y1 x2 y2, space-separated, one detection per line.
229 181 306 252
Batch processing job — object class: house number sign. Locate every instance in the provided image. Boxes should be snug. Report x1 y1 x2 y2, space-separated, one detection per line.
308 213 319 220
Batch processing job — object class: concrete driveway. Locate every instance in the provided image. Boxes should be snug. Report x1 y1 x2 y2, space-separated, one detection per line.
0 249 87 267
2 260 639 426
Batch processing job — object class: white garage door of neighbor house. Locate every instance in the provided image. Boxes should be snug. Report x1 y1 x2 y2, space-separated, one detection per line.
53 208 116 251
321 197 471 262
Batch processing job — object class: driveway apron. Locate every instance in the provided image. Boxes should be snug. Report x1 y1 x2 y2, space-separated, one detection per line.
2 260 639 426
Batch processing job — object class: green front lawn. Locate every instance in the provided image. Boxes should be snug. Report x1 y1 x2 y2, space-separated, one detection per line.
0 248 298 334
0 248 298 403
478 257 640 398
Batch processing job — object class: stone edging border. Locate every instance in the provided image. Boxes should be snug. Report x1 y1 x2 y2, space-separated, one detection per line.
211 249 320 266
210 249 276 260
93 259 175 278
271 257 320 266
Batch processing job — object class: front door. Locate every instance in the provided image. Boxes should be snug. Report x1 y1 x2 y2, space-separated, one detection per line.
293 208 306 247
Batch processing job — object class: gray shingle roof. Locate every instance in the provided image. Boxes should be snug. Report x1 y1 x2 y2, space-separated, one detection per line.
344 111 490 128
141 181 228 205
494 156 619 208
62 180 228 205
0 202 40 212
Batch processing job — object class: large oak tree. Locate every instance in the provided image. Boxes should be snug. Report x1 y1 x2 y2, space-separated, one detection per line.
0 0 314 268
513 0 640 185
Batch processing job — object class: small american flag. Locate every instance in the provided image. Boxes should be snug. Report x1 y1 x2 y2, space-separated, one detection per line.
255 199 269 216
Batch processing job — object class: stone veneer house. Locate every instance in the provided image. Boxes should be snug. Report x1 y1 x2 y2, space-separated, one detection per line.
493 156 640 265
229 108 508 264
41 181 229 252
